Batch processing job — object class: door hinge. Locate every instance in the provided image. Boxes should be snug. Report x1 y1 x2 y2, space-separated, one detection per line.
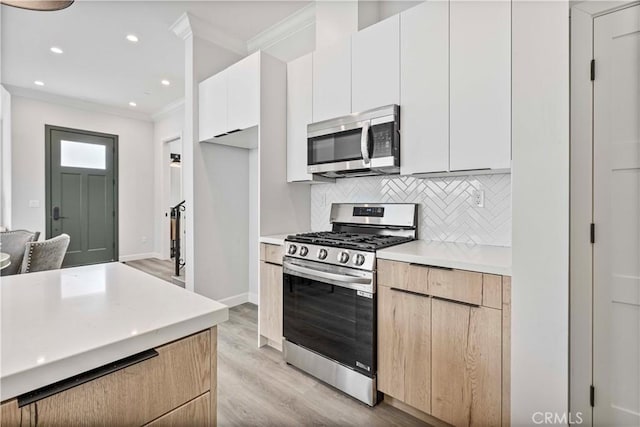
590 59 595 81
590 385 595 407
590 223 595 244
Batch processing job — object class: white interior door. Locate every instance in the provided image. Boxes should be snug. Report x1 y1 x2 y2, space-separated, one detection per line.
593 5 640 426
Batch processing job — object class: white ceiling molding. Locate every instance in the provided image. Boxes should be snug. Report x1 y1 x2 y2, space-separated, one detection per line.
246 3 315 54
152 97 185 122
170 12 247 56
5 85 153 122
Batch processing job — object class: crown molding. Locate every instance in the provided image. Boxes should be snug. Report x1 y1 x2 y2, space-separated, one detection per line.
170 12 247 56
5 84 153 122
247 3 315 54
151 97 185 122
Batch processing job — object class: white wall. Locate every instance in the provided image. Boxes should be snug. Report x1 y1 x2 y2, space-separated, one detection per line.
1 85 11 229
10 95 155 259
153 105 184 259
511 1 570 423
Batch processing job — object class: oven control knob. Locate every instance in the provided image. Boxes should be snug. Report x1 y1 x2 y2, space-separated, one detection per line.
318 249 328 260
299 246 309 257
354 254 366 266
288 244 297 255
338 252 350 264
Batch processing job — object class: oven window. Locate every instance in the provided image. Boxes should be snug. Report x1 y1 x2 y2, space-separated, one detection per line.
308 128 363 165
283 273 375 376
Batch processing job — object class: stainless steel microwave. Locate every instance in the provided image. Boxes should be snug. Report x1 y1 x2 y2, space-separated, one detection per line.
306 105 400 178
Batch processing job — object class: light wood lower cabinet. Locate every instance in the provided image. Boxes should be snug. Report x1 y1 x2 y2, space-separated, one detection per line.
0 328 217 427
145 393 210 426
431 299 502 427
259 243 283 351
377 260 511 427
378 285 431 414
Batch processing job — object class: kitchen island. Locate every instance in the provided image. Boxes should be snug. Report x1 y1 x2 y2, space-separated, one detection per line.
0 262 228 426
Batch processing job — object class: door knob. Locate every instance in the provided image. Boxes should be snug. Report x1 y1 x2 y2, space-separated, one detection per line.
52 207 67 220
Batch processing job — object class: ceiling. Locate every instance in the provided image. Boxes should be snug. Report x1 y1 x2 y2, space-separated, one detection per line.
1 0 311 117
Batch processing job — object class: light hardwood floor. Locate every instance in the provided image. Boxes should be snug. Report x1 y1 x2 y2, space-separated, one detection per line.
124 259 430 426
218 304 430 427
123 258 184 287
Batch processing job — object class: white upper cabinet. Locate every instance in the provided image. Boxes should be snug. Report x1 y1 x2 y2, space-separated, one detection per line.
400 1 449 175
449 1 511 171
352 15 400 114
199 52 261 142
227 53 260 132
199 72 227 141
287 53 313 182
312 39 352 122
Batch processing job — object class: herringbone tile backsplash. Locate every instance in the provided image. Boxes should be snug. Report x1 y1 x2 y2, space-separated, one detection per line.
310 174 511 246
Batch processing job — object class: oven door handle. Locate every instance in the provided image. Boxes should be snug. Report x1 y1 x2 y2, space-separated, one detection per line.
284 262 371 285
360 120 371 165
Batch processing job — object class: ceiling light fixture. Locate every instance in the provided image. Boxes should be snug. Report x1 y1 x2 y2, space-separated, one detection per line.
161 79 171 86
34 80 45 86
170 153 181 168
126 34 139 43
129 101 137 107
0 0 73 11
50 46 63 54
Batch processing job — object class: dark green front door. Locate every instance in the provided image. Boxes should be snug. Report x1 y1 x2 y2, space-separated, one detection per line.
46 126 118 267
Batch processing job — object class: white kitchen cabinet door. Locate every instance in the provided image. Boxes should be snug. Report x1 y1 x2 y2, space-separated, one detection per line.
287 53 313 182
352 15 400 114
312 39 351 122
227 52 260 132
449 1 511 171
400 1 449 175
198 72 228 141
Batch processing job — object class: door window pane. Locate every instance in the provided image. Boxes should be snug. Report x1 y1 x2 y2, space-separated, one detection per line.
60 140 106 169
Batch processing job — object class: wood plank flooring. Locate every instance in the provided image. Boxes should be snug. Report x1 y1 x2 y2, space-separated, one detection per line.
123 258 184 287
217 304 431 427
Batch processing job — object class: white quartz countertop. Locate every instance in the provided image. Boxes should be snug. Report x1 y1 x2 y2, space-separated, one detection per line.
377 240 512 276
0 262 228 401
260 232 307 246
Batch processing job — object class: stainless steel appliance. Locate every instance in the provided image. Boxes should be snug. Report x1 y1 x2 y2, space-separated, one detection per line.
306 105 400 178
283 203 418 406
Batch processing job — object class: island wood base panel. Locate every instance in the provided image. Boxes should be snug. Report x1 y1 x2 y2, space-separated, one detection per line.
0 327 218 427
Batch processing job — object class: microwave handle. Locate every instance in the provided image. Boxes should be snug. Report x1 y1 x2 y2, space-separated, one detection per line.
360 121 371 164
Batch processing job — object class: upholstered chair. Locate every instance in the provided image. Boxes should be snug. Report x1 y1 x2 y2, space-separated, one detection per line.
0 230 40 276
20 234 70 274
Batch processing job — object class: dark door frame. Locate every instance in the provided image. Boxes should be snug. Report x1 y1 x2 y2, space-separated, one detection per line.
45 124 119 261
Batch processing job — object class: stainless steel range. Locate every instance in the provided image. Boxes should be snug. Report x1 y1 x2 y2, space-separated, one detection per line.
282 203 418 406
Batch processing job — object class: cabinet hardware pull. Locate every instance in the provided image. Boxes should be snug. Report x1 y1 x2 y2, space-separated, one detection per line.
213 132 228 138
431 295 480 307
390 287 429 298
17 349 159 407
264 261 282 267
414 263 452 271
226 128 242 134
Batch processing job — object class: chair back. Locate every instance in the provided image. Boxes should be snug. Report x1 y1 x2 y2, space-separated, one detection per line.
21 234 70 274
0 230 40 276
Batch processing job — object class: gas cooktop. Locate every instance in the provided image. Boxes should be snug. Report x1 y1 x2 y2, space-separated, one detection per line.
286 231 413 251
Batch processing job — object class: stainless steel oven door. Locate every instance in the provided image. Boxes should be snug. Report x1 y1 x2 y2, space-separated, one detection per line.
282 258 376 377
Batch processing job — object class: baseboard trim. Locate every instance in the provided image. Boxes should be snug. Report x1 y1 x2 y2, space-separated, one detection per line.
248 292 258 305
218 292 250 308
382 395 450 427
119 253 160 262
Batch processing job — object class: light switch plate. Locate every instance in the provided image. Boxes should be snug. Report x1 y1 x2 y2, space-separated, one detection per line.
28 200 40 208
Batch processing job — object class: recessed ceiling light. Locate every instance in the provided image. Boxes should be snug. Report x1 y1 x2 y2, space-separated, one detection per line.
129 101 137 107
50 46 63 54
126 34 139 43
161 79 171 86
34 80 45 86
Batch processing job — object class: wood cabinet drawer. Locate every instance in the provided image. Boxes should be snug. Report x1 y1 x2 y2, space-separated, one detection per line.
145 393 210 426
260 243 283 265
377 259 429 295
29 331 211 426
429 268 483 306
